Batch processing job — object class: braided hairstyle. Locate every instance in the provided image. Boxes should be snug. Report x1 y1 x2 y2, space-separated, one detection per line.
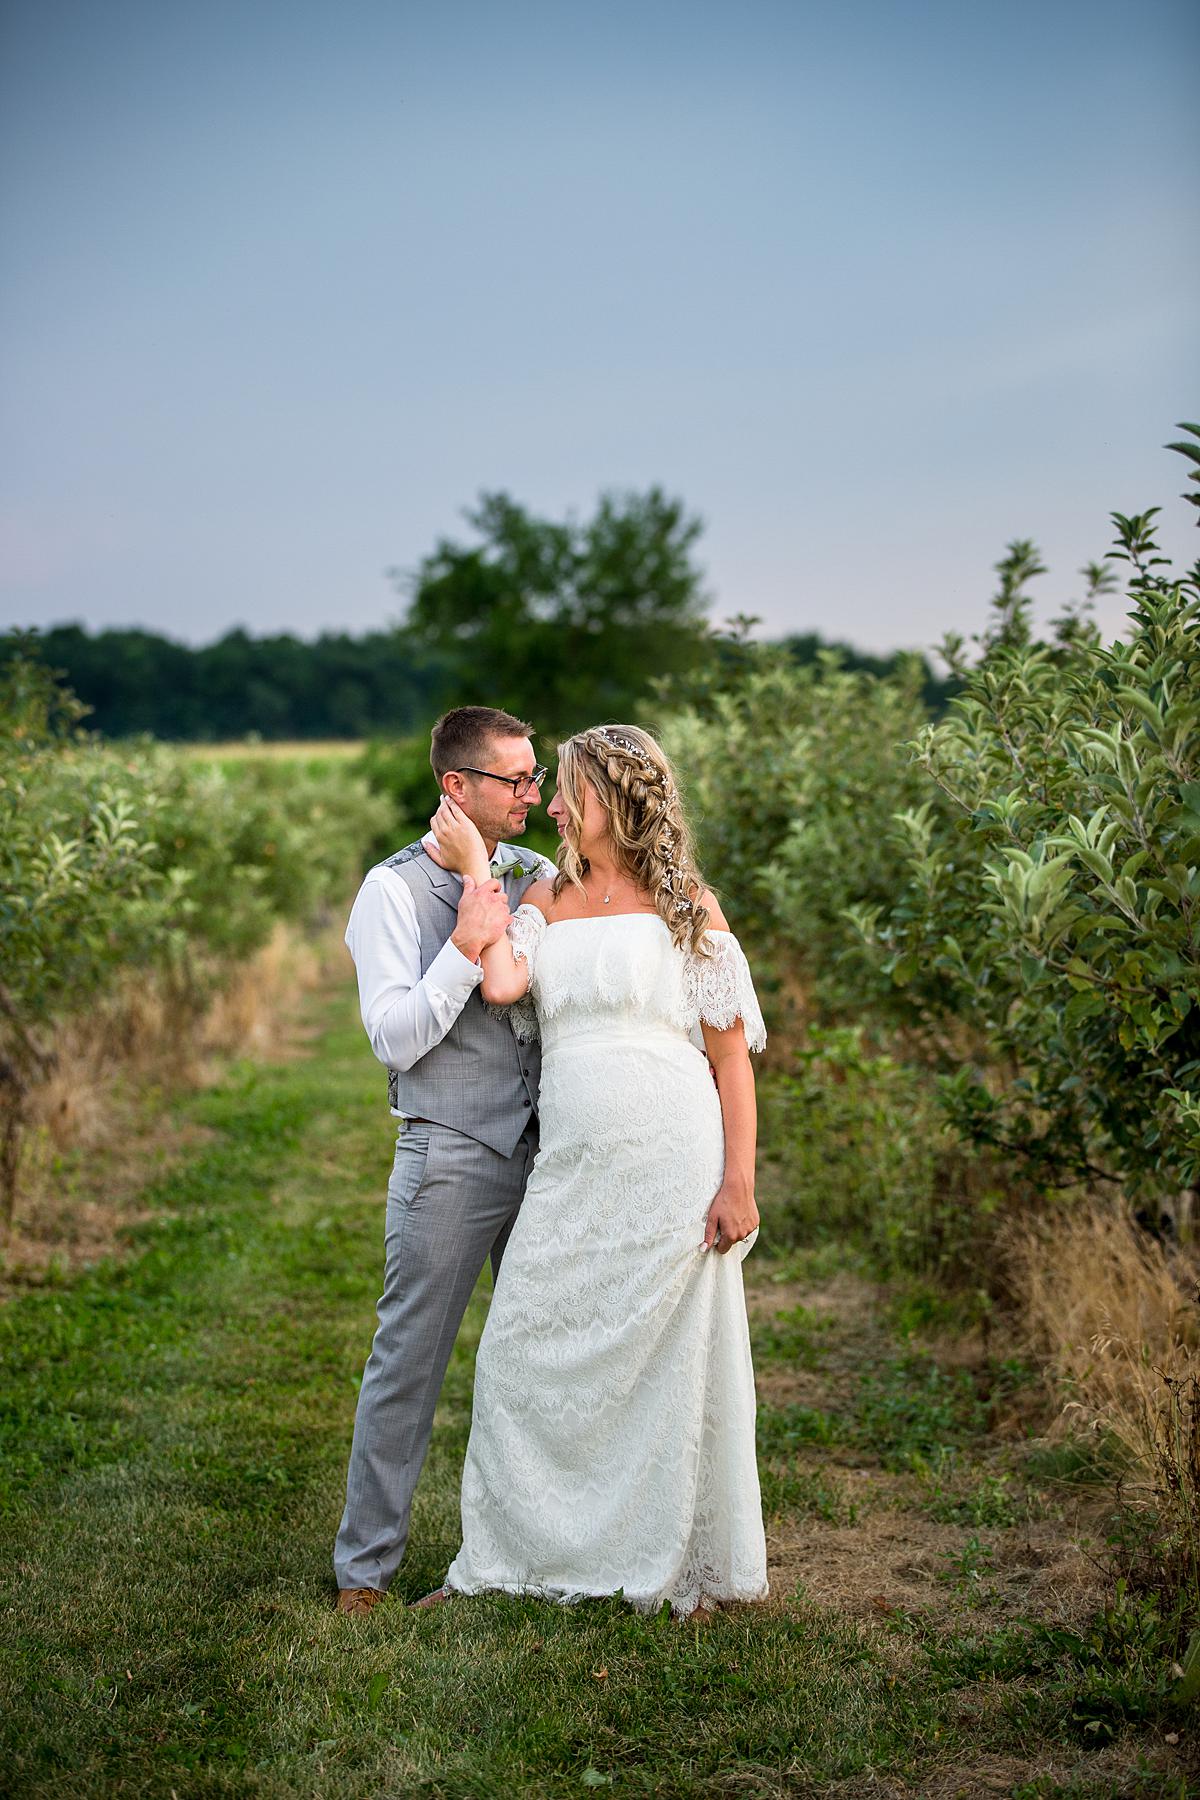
553 723 713 954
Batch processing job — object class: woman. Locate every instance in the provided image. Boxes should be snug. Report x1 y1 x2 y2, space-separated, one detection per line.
429 723 768 1618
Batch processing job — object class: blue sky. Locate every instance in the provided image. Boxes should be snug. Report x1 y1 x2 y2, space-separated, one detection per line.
1 0 1197 658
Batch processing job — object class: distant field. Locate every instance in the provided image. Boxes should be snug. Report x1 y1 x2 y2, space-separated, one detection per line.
179 739 365 761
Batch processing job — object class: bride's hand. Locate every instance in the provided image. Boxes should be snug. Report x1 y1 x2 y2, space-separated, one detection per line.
431 797 490 880
701 1183 759 1255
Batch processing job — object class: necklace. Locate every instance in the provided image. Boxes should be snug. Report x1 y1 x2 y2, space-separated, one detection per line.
586 861 619 906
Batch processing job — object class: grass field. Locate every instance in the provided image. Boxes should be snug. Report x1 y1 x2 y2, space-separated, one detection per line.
1 974 1195 1798
179 740 366 759
176 740 367 779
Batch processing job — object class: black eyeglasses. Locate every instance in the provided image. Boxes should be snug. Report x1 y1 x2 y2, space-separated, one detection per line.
457 764 549 799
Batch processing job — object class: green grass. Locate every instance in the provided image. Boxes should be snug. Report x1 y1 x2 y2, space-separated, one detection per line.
1 981 1195 1797
178 739 366 764
748 1302 833 1368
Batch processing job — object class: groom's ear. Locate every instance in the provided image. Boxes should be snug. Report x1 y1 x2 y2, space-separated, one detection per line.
442 770 467 804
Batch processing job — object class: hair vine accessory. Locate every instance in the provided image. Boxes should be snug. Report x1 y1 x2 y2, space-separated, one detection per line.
594 728 642 756
591 727 669 790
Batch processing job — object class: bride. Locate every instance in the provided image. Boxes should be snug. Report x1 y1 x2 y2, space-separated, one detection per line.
427 723 769 1618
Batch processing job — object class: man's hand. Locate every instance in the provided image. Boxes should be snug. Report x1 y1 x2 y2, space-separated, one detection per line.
701 1182 759 1255
451 874 511 963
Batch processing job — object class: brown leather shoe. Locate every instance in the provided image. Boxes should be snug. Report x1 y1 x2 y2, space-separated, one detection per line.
336 1586 385 1615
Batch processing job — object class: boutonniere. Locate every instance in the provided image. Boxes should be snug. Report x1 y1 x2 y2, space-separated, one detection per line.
489 850 550 881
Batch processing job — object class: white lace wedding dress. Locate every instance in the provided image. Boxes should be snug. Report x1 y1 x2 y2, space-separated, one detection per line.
443 906 770 1617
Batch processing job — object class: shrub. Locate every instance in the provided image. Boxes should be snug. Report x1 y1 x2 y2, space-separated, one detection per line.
759 1026 1008 1279
660 645 934 1017
850 502 1200 1206
0 647 394 1230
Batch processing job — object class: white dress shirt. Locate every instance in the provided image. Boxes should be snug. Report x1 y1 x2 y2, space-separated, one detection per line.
344 834 549 1083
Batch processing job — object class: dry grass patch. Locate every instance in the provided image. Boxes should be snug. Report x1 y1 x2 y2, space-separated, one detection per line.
3 1109 216 1290
756 1361 839 1411
811 1741 1194 1800
746 1263 887 1327
767 1497 1111 1631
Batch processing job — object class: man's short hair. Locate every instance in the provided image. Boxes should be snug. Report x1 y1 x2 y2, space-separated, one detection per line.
430 706 535 781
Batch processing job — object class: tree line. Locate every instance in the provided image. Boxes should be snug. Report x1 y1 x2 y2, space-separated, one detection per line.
2 487 955 742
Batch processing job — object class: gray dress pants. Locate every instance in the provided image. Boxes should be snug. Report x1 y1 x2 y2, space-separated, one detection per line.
333 1116 538 1593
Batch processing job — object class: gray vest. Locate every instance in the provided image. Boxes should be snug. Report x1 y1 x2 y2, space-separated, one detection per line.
382 841 544 1158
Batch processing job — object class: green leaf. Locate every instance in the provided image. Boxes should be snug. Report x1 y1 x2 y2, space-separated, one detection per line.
1114 688 1163 734
1073 846 1114 883
1064 990 1107 1026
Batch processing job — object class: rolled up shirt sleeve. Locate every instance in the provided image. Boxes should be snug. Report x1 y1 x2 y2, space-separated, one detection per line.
344 865 484 1073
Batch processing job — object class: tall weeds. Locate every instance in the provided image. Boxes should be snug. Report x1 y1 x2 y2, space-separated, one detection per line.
1003 1198 1200 1641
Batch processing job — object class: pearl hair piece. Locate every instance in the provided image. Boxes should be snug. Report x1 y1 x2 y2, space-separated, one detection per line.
591 739 690 904
592 728 678 800
566 726 702 940
596 728 642 757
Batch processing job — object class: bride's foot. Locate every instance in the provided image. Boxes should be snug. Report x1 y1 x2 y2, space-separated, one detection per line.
411 1585 453 1609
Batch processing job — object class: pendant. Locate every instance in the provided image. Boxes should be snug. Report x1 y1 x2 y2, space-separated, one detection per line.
603 894 611 904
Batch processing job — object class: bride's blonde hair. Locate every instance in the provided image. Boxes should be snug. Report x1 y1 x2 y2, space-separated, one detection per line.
552 723 713 954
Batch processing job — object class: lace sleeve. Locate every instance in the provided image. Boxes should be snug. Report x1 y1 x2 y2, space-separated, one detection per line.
482 903 544 1042
507 902 546 972
685 930 767 1053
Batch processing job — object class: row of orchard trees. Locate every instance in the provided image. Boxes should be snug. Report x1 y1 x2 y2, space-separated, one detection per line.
664 446 1200 1268
0 656 394 1233
4 429 1197 1263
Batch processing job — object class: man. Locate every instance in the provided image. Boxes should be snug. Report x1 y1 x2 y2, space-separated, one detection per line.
333 705 553 1614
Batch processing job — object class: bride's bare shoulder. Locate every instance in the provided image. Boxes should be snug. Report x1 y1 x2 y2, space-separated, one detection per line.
695 886 730 932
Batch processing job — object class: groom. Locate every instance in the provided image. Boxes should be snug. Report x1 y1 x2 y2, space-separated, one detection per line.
333 704 552 1613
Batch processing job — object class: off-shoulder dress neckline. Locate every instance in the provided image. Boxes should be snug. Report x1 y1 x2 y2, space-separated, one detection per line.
541 911 662 928
516 906 731 939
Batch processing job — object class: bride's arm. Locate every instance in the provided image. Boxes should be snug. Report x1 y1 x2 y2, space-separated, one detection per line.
479 924 531 1004
695 888 760 1253
430 799 543 1002
700 1019 759 1252
479 879 553 1002
430 797 529 1000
